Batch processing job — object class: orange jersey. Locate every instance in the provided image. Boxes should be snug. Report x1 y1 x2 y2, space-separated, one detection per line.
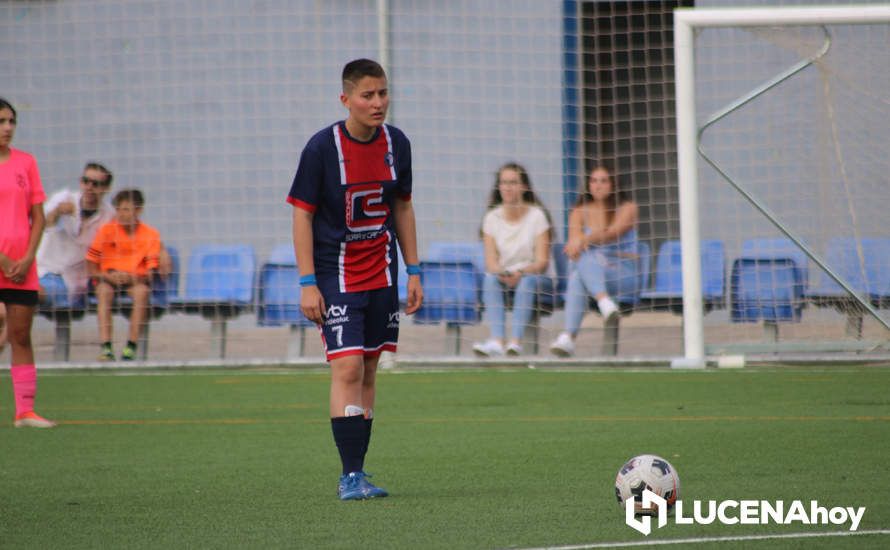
86 220 161 276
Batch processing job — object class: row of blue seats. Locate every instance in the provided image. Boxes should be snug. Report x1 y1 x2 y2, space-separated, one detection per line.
39 236 890 360
408 236 890 354
40 244 256 361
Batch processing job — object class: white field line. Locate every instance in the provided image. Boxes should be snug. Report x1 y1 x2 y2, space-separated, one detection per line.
514 528 890 549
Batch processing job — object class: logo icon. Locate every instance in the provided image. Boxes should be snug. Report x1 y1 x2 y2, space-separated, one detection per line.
626 490 668 535
384 152 394 167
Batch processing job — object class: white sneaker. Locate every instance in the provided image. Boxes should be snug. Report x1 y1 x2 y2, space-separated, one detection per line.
473 339 505 357
505 342 523 356
598 297 620 322
549 332 575 357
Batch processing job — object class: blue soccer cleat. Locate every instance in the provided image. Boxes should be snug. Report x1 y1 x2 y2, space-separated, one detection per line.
338 471 389 500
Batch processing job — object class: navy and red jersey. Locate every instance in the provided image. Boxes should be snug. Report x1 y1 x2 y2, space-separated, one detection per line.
288 121 412 293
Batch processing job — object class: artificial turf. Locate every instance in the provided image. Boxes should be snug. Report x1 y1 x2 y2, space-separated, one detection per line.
1 366 889 549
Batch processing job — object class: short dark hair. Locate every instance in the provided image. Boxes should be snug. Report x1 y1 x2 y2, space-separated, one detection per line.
342 59 386 92
113 188 145 208
0 97 17 119
84 162 113 187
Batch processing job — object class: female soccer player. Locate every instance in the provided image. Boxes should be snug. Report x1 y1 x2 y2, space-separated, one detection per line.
0 97 55 428
288 59 423 500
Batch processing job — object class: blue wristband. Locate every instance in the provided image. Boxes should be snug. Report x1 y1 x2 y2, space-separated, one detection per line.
406 264 421 276
299 274 317 287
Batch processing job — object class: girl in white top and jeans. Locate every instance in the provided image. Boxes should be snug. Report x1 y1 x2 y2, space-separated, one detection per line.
473 162 553 357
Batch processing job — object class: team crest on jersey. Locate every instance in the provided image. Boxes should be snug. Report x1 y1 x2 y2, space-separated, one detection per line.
345 182 389 232
384 152 394 167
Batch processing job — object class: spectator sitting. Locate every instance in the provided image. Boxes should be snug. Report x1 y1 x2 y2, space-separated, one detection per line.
549 164 639 357
472 162 553 357
86 189 162 361
36 162 115 305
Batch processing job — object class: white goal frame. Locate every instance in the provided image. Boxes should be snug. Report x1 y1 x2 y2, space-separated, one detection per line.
673 5 890 368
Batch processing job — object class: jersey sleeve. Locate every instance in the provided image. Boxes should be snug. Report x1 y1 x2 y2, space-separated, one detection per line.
396 135 413 201
287 140 323 213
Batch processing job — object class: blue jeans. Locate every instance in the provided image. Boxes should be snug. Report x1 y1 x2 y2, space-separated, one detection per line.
564 250 638 335
482 273 550 341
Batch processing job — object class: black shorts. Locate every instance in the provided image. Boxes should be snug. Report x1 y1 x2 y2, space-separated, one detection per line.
0 288 39 307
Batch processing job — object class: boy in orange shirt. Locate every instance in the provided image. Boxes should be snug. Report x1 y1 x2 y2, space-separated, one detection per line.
86 189 161 361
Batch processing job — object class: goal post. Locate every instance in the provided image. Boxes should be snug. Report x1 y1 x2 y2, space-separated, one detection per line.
673 5 890 368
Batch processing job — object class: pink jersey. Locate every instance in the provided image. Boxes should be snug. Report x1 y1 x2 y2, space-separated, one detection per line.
0 148 46 290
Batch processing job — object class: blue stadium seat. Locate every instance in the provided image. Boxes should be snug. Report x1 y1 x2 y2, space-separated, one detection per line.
808 238 890 304
176 244 256 310
807 237 890 337
639 239 725 314
149 245 180 316
38 273 88 362
426 241 485 274
172 244 257 358
255 244 317 357
256 244 311 327
414 260 481 354
731 238 807 323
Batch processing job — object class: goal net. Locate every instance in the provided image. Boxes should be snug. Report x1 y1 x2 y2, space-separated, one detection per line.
675 5 890 366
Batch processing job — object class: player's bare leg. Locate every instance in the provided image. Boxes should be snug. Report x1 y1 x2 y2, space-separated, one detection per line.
329 354 365 417
7 303 54 428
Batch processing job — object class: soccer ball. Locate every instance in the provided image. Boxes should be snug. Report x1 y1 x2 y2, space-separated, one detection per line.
614 454 680 515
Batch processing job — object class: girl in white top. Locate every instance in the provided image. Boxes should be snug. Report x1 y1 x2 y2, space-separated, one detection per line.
473 162 553 357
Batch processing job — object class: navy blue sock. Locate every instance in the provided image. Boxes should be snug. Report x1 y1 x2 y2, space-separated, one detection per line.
362 417 374 459
331 416 366 475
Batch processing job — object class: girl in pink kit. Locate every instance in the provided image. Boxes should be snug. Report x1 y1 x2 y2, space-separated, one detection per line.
0 98 55 428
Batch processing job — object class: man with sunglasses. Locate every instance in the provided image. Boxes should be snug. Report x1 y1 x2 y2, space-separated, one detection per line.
36 162 115 305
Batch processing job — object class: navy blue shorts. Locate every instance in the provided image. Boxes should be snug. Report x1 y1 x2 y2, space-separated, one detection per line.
317 280 399 362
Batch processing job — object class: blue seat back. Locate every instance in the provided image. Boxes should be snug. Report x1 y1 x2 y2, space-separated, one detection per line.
184 244 256 304
152 245 180 306
741 238 808 283
732 238 807 322
731 258 804 322
652 239 725 299
267 243 296 265
813 237 890 299
256 244 313 327
414 261 480 325
426 241 485 273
